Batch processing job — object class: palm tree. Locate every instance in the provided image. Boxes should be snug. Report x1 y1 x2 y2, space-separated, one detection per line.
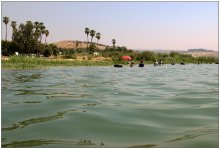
112 39 116 49
95 32 101 51
45 30 49 44
3 16 9 41
39 22 45 43
85 27 90 48
11 21 17 41
34 21 40 30
34 22 39 38
11 21 16 30
90 29 96 43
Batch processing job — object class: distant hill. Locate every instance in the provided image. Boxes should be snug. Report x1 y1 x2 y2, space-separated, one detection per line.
187 48 214 52
53 40 107 50
184 51 218 58
147 49 218 58
53 40 218 58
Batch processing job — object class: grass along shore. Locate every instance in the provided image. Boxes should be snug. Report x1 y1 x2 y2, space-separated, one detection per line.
2 55 218 70
1 56 115 70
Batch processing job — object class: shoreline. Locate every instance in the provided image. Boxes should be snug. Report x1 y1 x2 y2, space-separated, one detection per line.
1 56 218 70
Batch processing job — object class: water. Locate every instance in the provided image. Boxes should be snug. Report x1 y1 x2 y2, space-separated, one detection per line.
1 64 218 147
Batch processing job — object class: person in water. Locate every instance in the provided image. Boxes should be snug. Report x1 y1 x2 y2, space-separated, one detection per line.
139 59 144 67
130 61 134 67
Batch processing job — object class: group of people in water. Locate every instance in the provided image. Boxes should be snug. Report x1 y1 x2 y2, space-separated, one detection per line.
127 60 145 67
114 59 217 68
114 60 145 67
115 59 165 67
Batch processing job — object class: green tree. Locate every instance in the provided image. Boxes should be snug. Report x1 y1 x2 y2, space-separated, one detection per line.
51 44 59 56
39 22 45 43
13 21 36 54
34 22 40 30
112 39 116 49
43 45 52 57
3 16 9 41
137 51 156 61
90 29 96 43
89 43 96 53
11 21 17 41
45 30 49 44
85 27 90 48
95 32 101 51
11 21 17 30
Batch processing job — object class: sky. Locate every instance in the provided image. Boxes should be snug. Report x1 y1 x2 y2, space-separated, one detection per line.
1 1 219 51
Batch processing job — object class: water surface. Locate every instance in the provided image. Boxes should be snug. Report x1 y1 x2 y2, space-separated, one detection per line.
2 64 218 147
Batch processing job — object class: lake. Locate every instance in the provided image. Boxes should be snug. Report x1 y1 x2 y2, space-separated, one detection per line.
1 64 218 147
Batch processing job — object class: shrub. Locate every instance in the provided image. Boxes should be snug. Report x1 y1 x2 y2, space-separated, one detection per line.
43 46 52 57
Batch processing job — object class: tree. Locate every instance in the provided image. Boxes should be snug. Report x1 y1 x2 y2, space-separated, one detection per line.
11 21 17 41
33 22 41 41
85 27 90 48
112 39 116 49
11 21 16 30
34 22 40 30
3 16 9 41
95 32 101 51
13 21 37 54
39 22 45 43
43 45 52 57
45 30 49 44
90 29 96 43
137 51 156 61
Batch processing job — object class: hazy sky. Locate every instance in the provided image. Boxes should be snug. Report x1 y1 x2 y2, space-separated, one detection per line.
1 1 218 51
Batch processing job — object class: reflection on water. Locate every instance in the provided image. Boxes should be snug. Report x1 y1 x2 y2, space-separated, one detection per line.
129 144 157 148
2 65 218 147
2 139 97 148
166 128 218 142
2 110 76 131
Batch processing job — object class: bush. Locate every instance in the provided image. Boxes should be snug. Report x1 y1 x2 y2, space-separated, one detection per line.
63 54 77 59
43 45 52 57
89 43 96 52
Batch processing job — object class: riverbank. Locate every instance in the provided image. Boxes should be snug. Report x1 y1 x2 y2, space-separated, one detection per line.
2 55 218 70
1 56 115 70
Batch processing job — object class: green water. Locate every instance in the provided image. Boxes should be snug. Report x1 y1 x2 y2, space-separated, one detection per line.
1 64 218 147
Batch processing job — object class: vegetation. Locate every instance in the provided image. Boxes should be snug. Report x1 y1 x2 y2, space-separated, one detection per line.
1 16 218 70
90 29 96 43
95 32 101 51
112 39 116 49
84 27 90 48
3 16 9 41
2 56 114 69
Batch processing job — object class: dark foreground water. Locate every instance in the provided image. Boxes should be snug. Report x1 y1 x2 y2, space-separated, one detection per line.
1 64 219 147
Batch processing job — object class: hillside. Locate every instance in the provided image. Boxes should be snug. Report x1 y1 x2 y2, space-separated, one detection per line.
184 51 218 58
152 50 218 58
53 40 107 50
53 40 218 58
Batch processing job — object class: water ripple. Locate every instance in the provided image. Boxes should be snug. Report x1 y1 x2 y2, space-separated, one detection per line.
2 110 76 131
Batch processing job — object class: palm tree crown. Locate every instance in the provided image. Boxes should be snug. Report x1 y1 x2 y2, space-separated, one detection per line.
112 39 116 45
45 30 49 44
112 39 116 49
11 21 17 30
11 21 17 41
95 32 101 41
39 22 45 43
95 32 101 50
3 16 9 41
85 27 90 48
90 29 96 43
85 27 90 35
